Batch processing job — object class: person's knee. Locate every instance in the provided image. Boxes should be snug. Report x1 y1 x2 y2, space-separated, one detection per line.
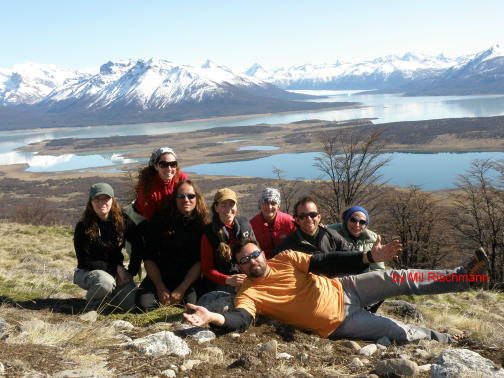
138 292 157 310
87 270 116 299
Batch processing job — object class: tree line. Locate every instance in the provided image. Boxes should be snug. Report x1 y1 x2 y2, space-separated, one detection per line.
297 129 503 287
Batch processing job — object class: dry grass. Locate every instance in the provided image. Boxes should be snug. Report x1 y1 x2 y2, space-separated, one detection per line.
7 318 119 347
0 221 78 301
391 291 504 347
0 221 503 377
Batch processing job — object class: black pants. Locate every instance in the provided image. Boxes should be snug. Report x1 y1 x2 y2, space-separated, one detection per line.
138 276 197 309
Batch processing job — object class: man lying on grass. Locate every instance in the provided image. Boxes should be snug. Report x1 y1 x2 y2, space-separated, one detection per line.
184 238 488 343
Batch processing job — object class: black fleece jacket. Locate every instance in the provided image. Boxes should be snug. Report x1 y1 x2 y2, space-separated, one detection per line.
74 213 142 276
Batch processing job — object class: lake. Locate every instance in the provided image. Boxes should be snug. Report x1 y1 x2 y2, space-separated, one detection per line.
1 91 503 187
185 151 504 191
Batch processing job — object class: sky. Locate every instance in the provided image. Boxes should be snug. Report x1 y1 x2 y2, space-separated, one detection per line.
2 0 503 71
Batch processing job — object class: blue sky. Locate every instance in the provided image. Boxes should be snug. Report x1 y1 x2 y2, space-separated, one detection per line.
3 0 503 70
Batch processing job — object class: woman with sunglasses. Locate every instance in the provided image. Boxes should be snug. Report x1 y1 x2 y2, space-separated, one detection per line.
134 147 188 221
200 188 255 293
73 183 138 313
329 206 385 271
138 180 208 309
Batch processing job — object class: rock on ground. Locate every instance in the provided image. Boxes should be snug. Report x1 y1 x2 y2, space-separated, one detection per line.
358 344 377 356
127 331 191 356
0 317 9 340
431 348 504 378
53 369 106 377
110 320 134 329
349 357 364 368
180 359 202 372
79 311 98 322
161 369 177 378
174 323 216 343
200 346 224 362
277 352 293 359
259 339 278 358
375 358 419 377
382 300 424 321
338 340 361 351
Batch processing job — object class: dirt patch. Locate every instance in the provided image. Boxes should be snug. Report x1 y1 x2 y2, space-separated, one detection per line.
0 343 68 377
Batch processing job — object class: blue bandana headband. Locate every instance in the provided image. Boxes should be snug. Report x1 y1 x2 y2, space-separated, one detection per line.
343 206 370 225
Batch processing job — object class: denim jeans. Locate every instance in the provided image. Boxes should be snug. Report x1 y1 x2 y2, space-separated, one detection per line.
330 267 469 342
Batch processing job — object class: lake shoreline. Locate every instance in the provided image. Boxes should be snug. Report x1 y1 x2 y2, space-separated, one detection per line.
0 103 364 135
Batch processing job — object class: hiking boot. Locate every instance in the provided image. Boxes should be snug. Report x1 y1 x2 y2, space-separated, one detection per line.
464 247 489 275
464 247 489 288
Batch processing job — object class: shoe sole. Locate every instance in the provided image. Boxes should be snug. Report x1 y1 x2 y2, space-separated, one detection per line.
468 248 489 275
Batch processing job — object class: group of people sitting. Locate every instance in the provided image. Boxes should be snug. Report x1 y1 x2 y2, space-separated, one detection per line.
73 146 489 344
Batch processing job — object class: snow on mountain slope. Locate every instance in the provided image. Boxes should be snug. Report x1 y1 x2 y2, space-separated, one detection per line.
0 62 78 105
244 53 458 89
444 43 504 77
401 43 504 95
42 58 291 110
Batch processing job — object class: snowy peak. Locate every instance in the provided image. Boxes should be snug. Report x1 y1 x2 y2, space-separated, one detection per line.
243 52 458 89
0 62 77 104
42 58 280 110
474 43 504 63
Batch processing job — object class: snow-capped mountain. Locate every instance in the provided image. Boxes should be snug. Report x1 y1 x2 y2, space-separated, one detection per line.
244 53 459 90
0 58 331 130
0 63 79 105
1 44 503 130
399 43 504 95
41 58 308 111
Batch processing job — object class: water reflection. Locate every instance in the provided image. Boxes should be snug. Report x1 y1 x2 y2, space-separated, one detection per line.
185 151 504 191
238 146 279 151
1 92 504 173
0 151 138 172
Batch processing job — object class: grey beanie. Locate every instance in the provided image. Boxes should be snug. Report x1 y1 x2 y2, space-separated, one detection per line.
259 187 281 208
149 147 177 166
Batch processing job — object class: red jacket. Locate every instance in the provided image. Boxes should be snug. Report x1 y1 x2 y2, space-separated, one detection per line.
250 211 296 259
135 171 188 221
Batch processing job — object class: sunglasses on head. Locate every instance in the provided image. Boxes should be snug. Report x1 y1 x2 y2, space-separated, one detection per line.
350 217 367 225
157 160 178 168
238 250 261 265
296 211 319 220
176 193 196 200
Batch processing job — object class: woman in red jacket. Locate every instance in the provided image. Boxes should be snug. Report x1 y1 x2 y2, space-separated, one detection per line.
134 147 188 221
249 187 296 259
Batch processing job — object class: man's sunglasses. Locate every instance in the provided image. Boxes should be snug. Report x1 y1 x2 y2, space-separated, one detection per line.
158 160 178 168
238 250 261 265
296 212 319 219
350 217 367 225
176 193 196 200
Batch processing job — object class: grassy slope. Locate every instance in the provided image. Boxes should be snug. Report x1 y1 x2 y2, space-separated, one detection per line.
1 221 503 346
1 221 503 376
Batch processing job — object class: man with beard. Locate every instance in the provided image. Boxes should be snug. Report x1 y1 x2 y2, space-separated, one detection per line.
184 239 488 343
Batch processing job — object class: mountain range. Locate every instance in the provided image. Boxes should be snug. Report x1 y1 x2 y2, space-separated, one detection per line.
0 43 503 130
244 44 504 95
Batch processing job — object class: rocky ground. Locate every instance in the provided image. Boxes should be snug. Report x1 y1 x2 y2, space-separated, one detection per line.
0 300 503 377
0 222 503 377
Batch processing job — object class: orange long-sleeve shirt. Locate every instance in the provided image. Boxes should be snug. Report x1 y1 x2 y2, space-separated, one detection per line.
235 251 345 338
